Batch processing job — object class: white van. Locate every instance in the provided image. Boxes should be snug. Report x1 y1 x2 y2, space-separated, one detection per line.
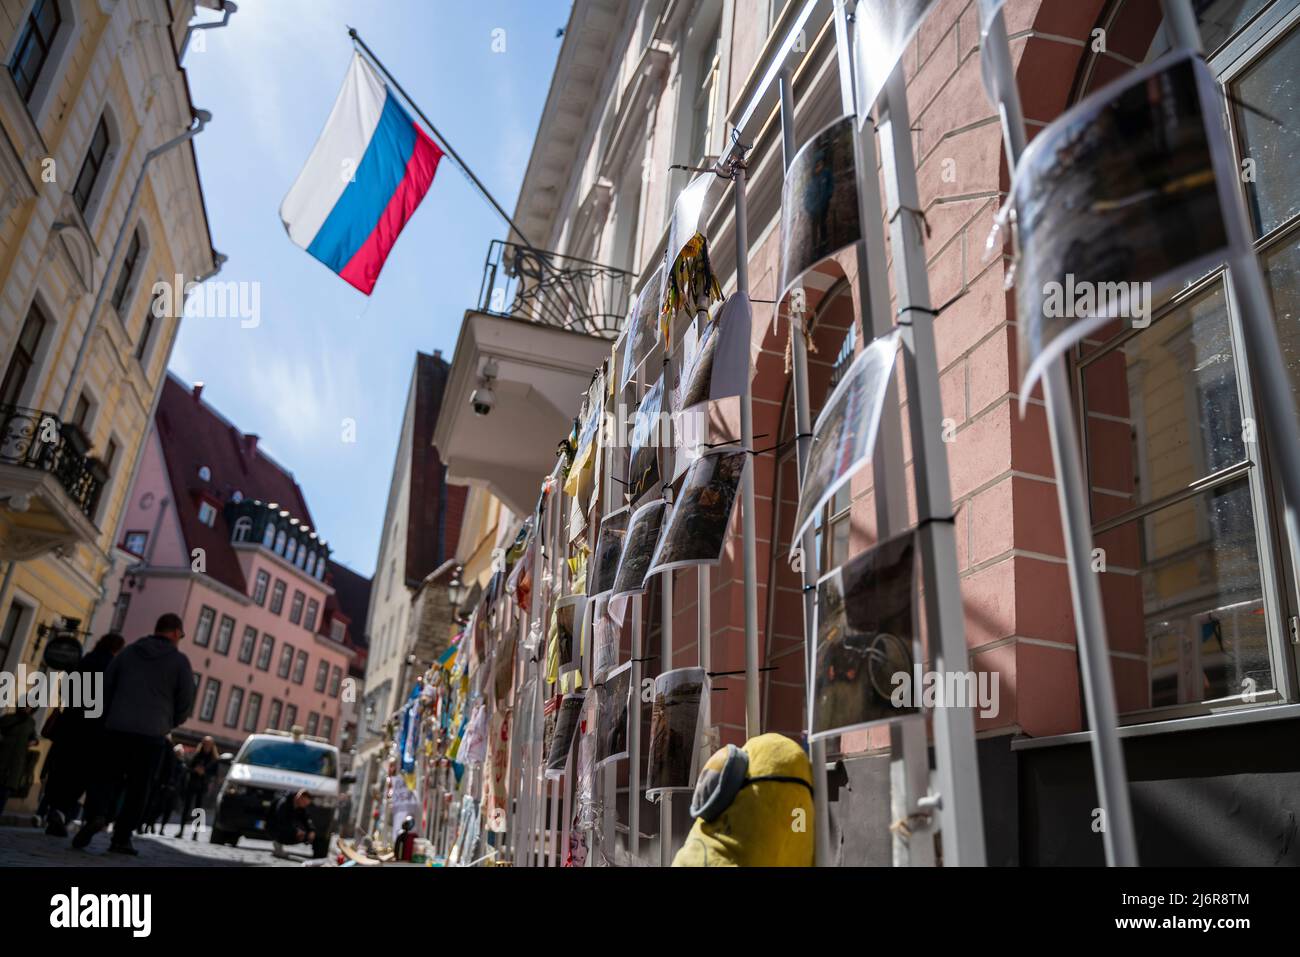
211 728 352 857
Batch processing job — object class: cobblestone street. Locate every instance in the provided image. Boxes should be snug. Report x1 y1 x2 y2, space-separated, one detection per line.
0 825 322 868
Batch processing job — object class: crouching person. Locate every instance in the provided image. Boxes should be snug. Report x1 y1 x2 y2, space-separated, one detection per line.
270 788 317 859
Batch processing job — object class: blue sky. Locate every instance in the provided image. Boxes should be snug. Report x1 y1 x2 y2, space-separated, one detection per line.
173 0 571 577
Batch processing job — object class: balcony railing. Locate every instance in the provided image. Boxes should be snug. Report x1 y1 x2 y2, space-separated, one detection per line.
0 404 105 521
478 240 632 339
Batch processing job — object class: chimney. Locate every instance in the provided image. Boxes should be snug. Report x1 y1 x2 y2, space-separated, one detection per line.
192 382 205 402
243 433 259 457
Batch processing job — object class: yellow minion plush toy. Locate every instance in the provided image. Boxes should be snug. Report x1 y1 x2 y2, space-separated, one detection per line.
672 733 815 867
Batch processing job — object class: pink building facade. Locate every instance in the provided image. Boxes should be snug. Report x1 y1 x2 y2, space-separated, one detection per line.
107 375 353 752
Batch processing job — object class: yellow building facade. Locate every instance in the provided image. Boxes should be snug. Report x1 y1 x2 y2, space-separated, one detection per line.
0 0 227 816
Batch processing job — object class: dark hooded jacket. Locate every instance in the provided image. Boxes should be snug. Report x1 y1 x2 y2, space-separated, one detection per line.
103 635 196 738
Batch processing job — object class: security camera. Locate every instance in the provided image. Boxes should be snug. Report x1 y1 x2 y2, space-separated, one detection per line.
470 386 496 416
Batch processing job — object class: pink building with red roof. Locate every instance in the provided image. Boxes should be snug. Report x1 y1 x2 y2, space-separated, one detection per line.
103 374 355 751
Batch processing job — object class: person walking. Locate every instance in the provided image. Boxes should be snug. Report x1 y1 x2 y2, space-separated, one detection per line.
43 633 125 836
0 706 38 818
142 740 185 834
72 614 195 855
176 735 220 839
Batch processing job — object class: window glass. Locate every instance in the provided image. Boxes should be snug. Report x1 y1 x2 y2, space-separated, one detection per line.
253 569 270 605
193 606 215 647
1 303 47 406
289 590 305 625
1231 23 1300 237
8 0 62 103
238 625 257 664
278 644 294 678
1262 228 1300 426
268 698 283 730
270 579 286 614
257 634 274 670
224 686 244 727
200 678 221 721
1081 284 1246 518
243 692 263 732
315 659 329 692
112 229 142 312
215 615 235 655
73 116 110 213
1097 479 1271 709
292 650 308 684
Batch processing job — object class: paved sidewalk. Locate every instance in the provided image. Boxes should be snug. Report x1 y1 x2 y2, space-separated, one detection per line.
0 824 319 867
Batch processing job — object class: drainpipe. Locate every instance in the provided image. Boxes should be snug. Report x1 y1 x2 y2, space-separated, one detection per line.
60 108 213 420
180 1 238 63
84 251 226 636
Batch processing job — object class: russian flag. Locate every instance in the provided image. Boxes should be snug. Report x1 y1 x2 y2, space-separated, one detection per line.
280 53 442 295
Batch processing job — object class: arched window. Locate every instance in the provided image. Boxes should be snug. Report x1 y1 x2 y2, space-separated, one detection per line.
232 517 252 543
72 105 120 224
274 529 286 555
295 545 306 569
284 537 296 564
261 521 275 548
7 0 78 122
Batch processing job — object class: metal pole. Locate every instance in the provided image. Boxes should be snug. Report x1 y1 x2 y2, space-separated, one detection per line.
733 164 763 740
627 592 643 860
659 571 674 865
979 6 1136 868
876 64 987 866
777 67 835 869
697 562 711 761
830 0 935 869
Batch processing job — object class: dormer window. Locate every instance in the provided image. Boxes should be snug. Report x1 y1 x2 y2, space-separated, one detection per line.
197 501 217 527
274 529 286 554
285 537 297 564
261 521 275 548
232 516 252 542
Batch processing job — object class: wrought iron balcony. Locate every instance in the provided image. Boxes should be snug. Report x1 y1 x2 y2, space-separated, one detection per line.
0 404 105 521
478 239 632 339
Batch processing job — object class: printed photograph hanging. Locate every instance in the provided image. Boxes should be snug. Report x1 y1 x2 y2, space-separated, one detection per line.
554 594 586 681
611 498 669 600
851 0 938 123
811 530 919 740
646 666 708 797
545 691 587 779
517 676 538 748
1009 51 1237 411
620 263 665 391
791 330 901 555
596 660 632 769
779 115 863 304
678 292 753 412
661 173 725 348
542 692 563 759
591 507 630 597
626 375 664 503
648 449 748 576
591 594 620 684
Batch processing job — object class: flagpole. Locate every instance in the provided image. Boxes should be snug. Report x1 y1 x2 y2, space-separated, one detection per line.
347 27 540 252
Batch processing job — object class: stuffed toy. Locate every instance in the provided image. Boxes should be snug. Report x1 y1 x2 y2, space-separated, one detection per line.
672 732 815 867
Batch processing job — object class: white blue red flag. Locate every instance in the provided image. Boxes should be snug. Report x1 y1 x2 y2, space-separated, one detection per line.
280 53 442 295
